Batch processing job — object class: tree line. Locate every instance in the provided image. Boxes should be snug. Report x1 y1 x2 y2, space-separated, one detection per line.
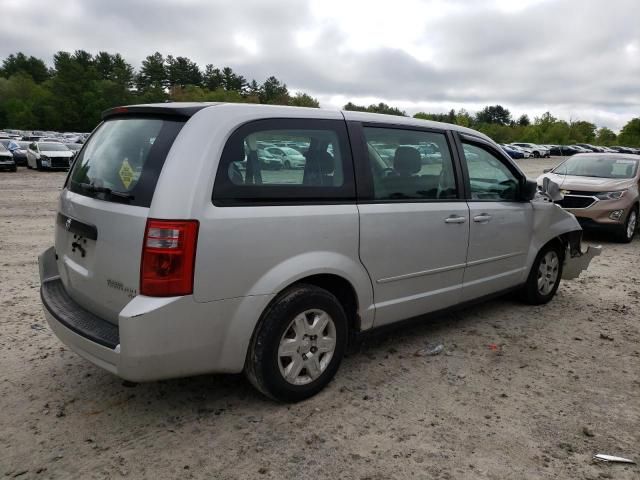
344 103 640 147
0 51 320 132
1 51 638 146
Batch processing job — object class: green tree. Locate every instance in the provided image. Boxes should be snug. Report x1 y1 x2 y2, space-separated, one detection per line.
569 120 597 143
347 102 405 116
289 92 320 108
344 102 368 112
203 65 223 90
0 52 50 83
475 105 512 125
517 114 530 126
0 73 52 128
136 52 168 94
166 55 202 88
260 76 289 104
618 118 640 147
595 127 617 146
221 67 246 92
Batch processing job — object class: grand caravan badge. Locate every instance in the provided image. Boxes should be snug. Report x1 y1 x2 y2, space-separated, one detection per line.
118 159 135 189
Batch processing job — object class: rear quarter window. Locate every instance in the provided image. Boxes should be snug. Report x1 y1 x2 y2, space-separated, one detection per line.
213 118 355 205
67 116 185 207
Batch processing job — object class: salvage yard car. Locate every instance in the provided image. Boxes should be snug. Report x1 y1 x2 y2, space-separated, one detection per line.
39 103 600 402
26 141 74 170
538 153 639 242
0 143 17 172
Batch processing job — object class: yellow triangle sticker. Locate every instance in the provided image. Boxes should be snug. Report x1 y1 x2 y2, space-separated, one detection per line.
119 159 134 189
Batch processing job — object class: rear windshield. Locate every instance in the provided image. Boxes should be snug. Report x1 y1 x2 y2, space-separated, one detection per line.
67 116 185 207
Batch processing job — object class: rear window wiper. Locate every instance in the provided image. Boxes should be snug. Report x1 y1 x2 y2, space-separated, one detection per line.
78 182 135 200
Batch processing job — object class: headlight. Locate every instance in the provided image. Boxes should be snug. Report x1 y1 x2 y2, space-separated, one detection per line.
596 190 626 200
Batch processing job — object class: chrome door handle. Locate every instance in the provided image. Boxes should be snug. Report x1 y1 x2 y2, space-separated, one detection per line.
445 215 466 224
473 214 492 223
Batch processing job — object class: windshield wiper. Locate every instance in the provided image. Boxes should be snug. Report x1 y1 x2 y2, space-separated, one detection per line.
78 182 134 200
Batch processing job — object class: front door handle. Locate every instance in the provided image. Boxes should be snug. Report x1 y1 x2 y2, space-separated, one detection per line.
473 214 492 223
445 215 466 224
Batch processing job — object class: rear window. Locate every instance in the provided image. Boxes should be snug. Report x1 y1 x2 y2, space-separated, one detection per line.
67 117 185 207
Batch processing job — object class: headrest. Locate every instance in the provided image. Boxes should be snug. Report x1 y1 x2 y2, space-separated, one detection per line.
313 150 335 175
394 146 421 175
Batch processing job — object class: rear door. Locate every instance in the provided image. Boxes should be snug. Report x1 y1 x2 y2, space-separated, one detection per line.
56 115 185 324
353 123 469 327
456 135 533 301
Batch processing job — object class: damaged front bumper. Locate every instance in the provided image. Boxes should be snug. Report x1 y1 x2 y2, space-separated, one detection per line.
562 231 602 280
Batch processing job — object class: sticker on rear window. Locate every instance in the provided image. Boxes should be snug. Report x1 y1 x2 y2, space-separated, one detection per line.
119 159 135 189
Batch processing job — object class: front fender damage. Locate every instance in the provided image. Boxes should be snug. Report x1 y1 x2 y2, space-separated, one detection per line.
562 230 602 280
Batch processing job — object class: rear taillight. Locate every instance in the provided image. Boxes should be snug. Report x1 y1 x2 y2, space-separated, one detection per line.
140 219 199 297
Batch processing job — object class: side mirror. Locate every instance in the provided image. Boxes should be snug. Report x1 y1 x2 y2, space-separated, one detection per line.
542 177 564 202
543 168 552 173
521 179 538 201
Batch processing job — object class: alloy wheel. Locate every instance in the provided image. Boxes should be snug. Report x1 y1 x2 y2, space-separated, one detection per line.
537 251 559 295
278 309 337 386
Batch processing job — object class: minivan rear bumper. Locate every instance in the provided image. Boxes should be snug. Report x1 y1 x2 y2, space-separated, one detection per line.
39 246 274 381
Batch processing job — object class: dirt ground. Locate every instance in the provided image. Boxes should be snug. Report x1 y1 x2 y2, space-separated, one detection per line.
1 158 638 480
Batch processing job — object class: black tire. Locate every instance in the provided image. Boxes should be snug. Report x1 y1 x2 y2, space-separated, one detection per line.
534 151 540 158
284 160 291 169
615 206 637 243
520 242 564 305
36 159 43 171
245 284 348 402
11 166 17 172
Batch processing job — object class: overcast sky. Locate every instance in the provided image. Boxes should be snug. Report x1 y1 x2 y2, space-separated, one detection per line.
1 0 639 130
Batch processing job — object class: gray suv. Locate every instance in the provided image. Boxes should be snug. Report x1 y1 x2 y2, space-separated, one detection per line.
39 103 599 401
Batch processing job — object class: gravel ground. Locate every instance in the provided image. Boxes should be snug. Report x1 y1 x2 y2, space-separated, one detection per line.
1 158 639 480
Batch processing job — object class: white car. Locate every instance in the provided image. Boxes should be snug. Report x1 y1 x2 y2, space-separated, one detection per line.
512 143 550 158
26 141 74 170
264 146 306 169
39 103 600 401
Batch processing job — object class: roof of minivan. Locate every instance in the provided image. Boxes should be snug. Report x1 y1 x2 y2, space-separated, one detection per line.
102 102 491 141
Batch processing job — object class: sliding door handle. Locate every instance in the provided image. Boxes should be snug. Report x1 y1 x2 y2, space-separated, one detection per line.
473 214 492 223
445 215 466 224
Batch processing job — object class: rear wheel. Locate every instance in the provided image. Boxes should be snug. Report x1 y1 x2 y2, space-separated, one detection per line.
521 242 563 305
534 151 540 158
36 159 43 171
245 284 348 402
616 207 637 243
283 160 291 169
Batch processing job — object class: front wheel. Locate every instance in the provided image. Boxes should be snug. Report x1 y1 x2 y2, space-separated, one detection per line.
616 207 637 243
245 284 348 402
283 160 291 169
521 243 563 305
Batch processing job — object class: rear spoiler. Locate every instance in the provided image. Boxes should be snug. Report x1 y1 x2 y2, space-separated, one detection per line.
102 102 222 120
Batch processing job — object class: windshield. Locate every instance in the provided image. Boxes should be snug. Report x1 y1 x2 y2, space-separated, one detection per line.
39 143 69 151
554 155 638 179
67 116 185 207
0 143 8 153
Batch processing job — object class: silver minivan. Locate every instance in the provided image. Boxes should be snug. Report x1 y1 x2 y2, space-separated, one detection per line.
39 103 599 401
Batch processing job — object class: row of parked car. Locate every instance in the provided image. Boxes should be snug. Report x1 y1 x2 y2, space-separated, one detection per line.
0 129 88 172
501 142 640 159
